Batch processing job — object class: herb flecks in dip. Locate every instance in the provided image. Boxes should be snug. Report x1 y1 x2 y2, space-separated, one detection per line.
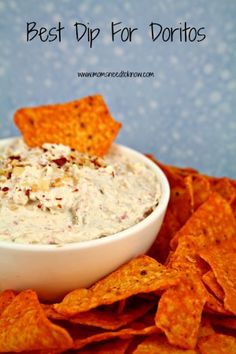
0 139 161 245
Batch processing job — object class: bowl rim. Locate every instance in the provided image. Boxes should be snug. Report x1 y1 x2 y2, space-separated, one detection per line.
0 137 170 252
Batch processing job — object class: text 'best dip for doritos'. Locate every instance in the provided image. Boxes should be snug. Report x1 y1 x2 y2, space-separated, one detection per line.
0 139 161 245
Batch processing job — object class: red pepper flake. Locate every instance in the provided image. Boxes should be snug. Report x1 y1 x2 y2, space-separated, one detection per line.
37 204 42 209
73 188 79 192
25 189 31 197
52 157 68 167
56 197 62 201
91 158 102 168
2 187 9 192
9 156 21 161
57 204 62 209
7 172 12 180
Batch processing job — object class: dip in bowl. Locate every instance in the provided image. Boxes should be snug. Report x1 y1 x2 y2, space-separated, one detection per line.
0 138 170 301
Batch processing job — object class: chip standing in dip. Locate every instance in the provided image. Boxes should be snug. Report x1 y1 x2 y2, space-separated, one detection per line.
0 138 161 245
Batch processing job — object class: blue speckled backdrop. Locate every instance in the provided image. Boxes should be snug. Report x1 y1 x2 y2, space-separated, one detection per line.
0 0 236 177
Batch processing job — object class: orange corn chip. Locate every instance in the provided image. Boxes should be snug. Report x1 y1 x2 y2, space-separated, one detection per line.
54 256 181 317
46 299 154 330
148 208 181 264
14 95 122 157
197 334 236 354
0 290 73 352
202 270 224 301
199 240 236 314
146 155 194 226
0 289 16 316
211 177 236 204
204 292 233 316
168 193 236 274
155 275 207 349
73 324 159 350
77 338 132 354
133 334 198 354
191 175 211 210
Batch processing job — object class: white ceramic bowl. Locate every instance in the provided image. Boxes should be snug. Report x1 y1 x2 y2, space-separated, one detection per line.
0 138 170 301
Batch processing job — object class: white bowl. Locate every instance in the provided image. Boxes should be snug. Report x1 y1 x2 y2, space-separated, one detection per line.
0 138 170 301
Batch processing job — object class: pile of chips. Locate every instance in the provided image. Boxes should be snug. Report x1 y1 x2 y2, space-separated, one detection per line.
1 97 235 352
0 157 235 353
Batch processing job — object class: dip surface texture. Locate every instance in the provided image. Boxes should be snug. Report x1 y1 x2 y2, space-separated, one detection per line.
0 139 161 245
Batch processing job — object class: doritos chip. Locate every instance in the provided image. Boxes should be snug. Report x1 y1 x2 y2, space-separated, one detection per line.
168 193 236 275
199 240 236 314
73 324 159 350
211 177 236 204
46 298 154 330
191 175 211 210
197 334 236 354
0 290 73 352
77 338 132 354
146 155 194 226
155 274 207 349
0 289 16 316
53 256 181 317
204 292 233 316
202 270 224 301
148 208 181 264
14 95 122 156
133 334 198 353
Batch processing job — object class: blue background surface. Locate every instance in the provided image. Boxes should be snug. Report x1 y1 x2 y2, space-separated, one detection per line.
0 0 235 177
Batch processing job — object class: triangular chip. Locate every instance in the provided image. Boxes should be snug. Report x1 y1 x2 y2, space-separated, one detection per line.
202 270 224 301
0 289 16 316
0 290 73 352
73 324 159 350
14 95 121 156
197 334 236 354
148 208 181 264
45 298 154 330
133 334 198 353
53 256 181 316
168 193 236 274
77 338 132 354
199 239 236 314
155 274 207 349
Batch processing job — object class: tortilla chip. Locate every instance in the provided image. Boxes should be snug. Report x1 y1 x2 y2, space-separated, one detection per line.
0 289 16 316
199 240 236 314
191 175 211 210
77 338 132 354
202 270 224 301
197 334 236 354
0 290 73 352
146 155 194 226
204 292 233 316
46 298 154 330
211 177 236 204
54 256 181 316
148 208 181 264
133 334 198 353
168 193 236 274
155 275 207 349
14 95 121 156
73 324 159 350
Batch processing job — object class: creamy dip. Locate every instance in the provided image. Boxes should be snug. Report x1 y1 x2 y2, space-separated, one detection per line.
0 139 161 245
